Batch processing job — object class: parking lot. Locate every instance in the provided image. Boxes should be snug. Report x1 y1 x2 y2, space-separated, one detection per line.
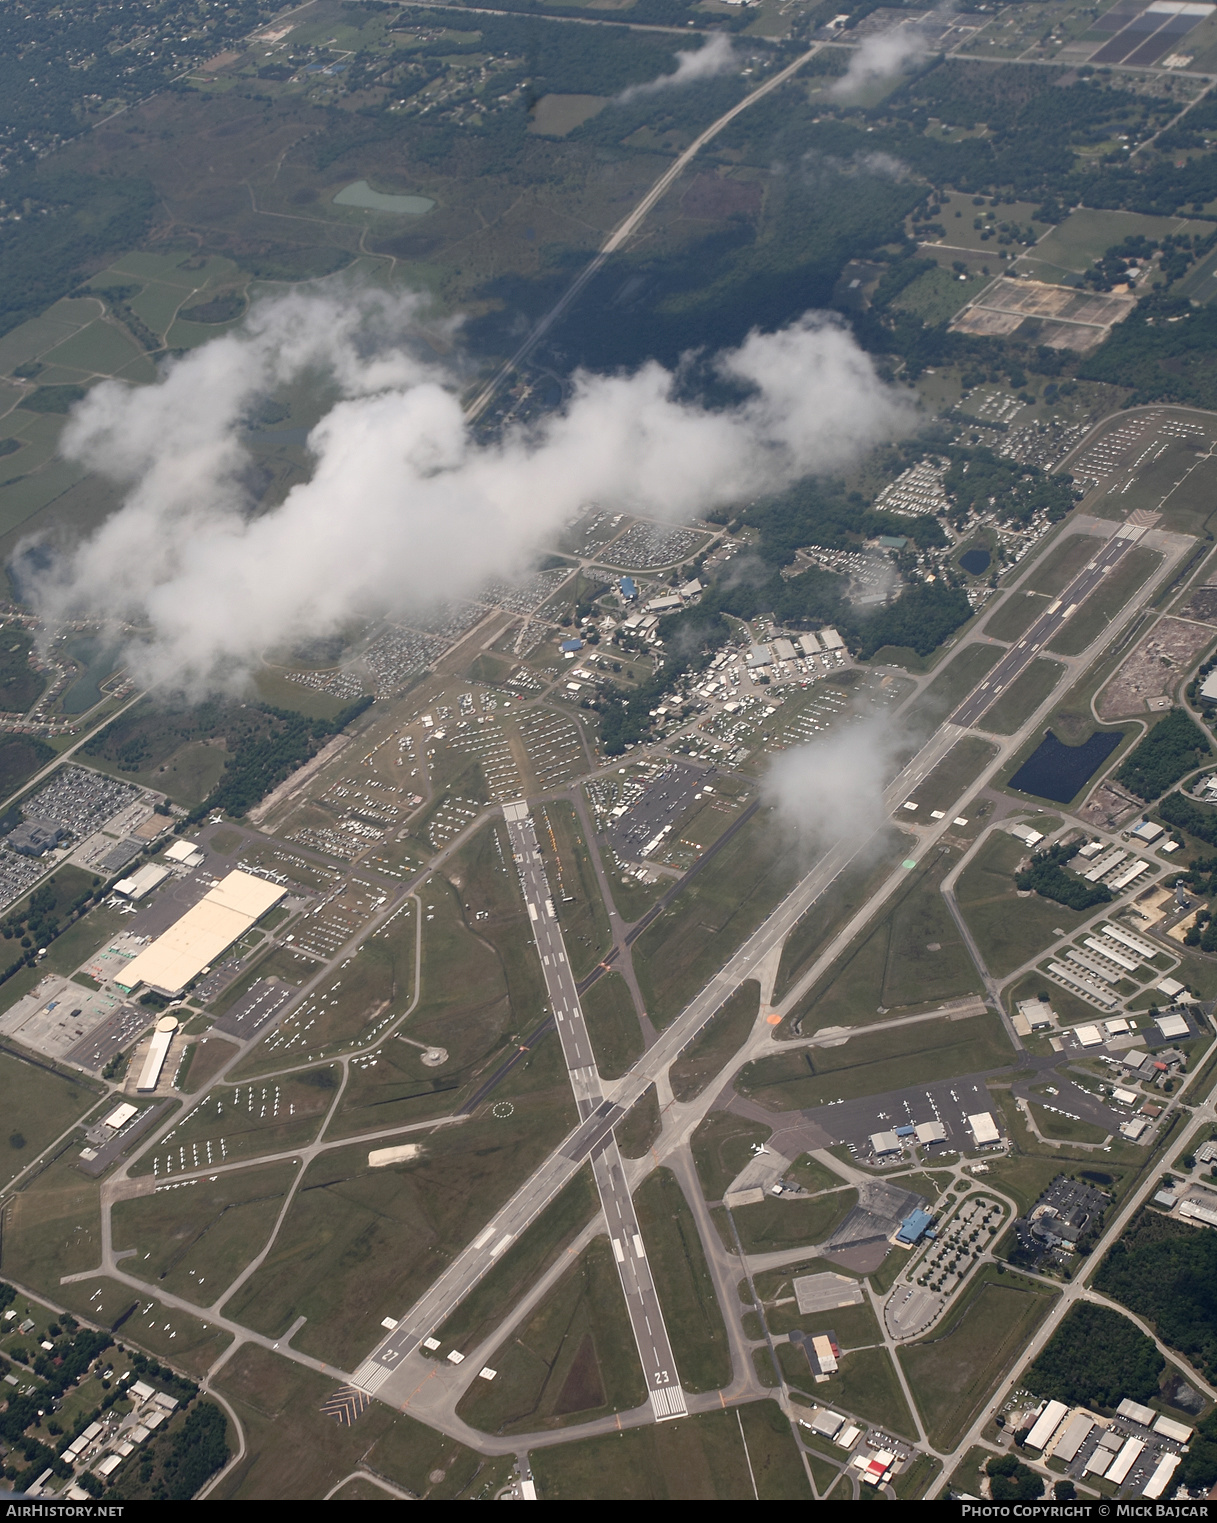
0 974 132 1061
606 761 708 862
779 1075 1007 1166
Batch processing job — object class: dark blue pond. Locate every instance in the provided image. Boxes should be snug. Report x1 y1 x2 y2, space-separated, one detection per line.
959 548 991 576
1009 728 1124 804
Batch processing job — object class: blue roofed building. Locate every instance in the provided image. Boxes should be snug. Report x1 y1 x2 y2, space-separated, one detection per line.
560 638 584 653
896 1208 934 1246
619 577 637 601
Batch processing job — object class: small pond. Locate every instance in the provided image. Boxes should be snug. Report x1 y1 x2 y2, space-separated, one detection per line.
333 181 435 215
1008 728 1124 804
959 547 991 576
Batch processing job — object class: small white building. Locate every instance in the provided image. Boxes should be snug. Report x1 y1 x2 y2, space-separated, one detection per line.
967 1112 1000 1146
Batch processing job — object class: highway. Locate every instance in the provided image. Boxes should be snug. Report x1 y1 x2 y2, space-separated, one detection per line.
356 801 687 1420
950 516 1153 727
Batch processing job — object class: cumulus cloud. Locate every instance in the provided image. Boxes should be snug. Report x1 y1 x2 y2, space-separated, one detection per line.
616 32 736 103
23 287 913 694
763 712 907 854
829 22 931 98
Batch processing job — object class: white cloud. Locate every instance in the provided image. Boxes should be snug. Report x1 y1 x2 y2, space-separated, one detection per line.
763 712 905 854
24 288 913 694
829 23 931 98
616 32 737 104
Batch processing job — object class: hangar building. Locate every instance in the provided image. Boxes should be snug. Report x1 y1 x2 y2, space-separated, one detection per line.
115 870 285 997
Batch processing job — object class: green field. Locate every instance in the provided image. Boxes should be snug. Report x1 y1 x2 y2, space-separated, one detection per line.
903 736 998 816
52 1276 233 1378
731 1190 859 1254
981 658 1065 735
955 830 1088 977
581 972 643 1081
635 1169 732 1393
537 801 613 978
1046 548 1162 658
669 980 759 1103
617 1083 662 1159
1028 209 1200 277
907 642 1003 726
1 1152 104 1294
633 809 802 1027
211 1344 492 1500
780 1341 916 1438
433 1165 599 1355
531 1400 811 1499
786 846 982 1032
131 1067 341 1177
111 1160 300 1302
691 1111 772 1202
898 1267 1058 1449
982 589 1044 643
455 1237 648 1434
773 842 905 1003
1027 1101 1110 1144
740 1010 1014 1111
224 1055 576 1368
0 1048 101 1186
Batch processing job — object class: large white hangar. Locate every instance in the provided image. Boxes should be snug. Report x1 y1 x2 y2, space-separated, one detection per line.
116 870 285 997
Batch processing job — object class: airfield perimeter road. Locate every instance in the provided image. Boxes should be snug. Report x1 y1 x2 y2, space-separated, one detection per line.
353 509 1187 1414
356 801 688 1419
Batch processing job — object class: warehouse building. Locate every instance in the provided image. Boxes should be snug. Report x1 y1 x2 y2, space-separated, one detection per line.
968 1112 1000 1147
1025 1400 1069 1450
115 869 285 997
869 1130 902 1156
114 862 169 900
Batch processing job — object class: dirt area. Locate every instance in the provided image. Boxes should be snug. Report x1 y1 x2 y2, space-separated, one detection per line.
1179 584 1217 624
950 278 1136 352
1096 616 1216 718
1077 777 1143 830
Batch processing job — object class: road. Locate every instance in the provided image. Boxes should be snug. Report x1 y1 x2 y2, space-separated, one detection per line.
357 800 687 1420
463 43 824 420
949 516 1153 727
344 511 1194 1422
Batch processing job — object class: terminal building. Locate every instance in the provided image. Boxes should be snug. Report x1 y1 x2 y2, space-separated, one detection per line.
115 869 285 998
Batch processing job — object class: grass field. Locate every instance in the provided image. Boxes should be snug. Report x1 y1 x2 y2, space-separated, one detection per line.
211 1343 492 1500
1051 550 1162 662
433 1165 599 1355
669 980 760 1103
731 1190 859 1254
633 809 802 1027
1027 1101 1111 1144
536 802 613 978
531 1399 810 1499
617 1083 661 1159
52 1277 233 1378
225 1054 576 1368
0 1150 102 1295
785 846 982 1032
131 1067 341 1177
0 1048 101 1186
231 902 416 1068
1030 209 1198 276
111 1160 300 1302
907 642 1003 727
903 736 998 816
956 830 1088 977
982 588 1044 643
981 658 1066 735
634 1169 731 1393
326 829 551 1131
581 972 643 1081
740 1010 1014 1111
691 1111 772 1202
455 1236 647 1434
773 842 905 1003
898 1266 1058 1449
779 1341 916 1438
